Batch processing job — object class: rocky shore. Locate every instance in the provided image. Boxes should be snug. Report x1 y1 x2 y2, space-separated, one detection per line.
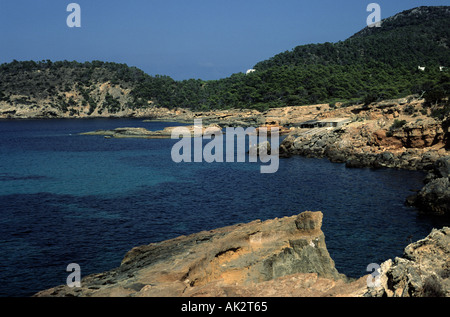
406 156 450 216
76 96 449 216
34 211 350 297
14 95 449 297
274 97 449 217
34 211 450 297
367 226 450 297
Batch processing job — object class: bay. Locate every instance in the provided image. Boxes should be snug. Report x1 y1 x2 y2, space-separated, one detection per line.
0 119 447 297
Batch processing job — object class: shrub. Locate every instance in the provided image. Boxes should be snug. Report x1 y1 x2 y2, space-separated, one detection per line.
421 275 446 297
423 86 448 108
390 119 407 130
430 104 450 120
404 105 416 115
363 93 379 106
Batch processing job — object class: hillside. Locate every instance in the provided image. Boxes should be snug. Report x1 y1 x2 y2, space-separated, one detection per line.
0 6 449 118
257 6 450 69
0 60 175 118
242 6 450 109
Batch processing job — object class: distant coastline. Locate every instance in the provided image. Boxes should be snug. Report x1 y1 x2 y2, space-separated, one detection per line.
68 94 449 216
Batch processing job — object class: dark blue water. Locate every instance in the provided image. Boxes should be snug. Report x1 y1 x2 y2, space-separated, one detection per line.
0 119 448 297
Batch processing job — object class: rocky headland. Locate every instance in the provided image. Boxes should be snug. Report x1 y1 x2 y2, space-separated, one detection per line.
275 97 449 216
34 211 450 297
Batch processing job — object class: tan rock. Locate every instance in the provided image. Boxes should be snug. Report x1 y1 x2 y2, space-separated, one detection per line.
34 212 357 297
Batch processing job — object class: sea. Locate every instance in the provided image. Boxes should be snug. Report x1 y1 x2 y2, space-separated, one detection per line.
0 118 448 297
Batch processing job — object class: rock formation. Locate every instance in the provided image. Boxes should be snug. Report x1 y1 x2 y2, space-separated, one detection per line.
366 227 450 297
34 211 361 297
279 115 448 172
248 141 271 156
406 156 450 216
34 211 450 297
80 124 222 139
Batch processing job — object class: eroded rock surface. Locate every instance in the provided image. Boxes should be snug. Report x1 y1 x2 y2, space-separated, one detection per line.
406 156 450 216
34 212 450 297
34 211 355 297
280 118 448 172
366 227 450 297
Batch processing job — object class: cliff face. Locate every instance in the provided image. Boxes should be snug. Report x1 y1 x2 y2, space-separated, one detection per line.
280 120 447 172
34 211 365 297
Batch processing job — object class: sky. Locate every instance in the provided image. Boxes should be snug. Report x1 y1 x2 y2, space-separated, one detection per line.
0 0 449 81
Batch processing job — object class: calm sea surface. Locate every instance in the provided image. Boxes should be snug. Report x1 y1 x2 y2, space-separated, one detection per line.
0 119 448 297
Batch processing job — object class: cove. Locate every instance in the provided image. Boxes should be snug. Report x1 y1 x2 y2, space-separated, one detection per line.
0 118 448 297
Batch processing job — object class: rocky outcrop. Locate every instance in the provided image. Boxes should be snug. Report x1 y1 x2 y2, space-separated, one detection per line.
279 118 448 172
406 156 450 216
80 124 222 139
34 212 450 297
34 211 355 297
370 118 446 149
366 227 450 297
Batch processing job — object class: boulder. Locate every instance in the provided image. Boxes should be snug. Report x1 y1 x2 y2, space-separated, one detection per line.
407 156 450 216
248 141 271 156
412 177 450 216
434 156 450 178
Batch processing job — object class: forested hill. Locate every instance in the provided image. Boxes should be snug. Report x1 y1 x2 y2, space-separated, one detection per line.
0 6 449 116
255 6 450 70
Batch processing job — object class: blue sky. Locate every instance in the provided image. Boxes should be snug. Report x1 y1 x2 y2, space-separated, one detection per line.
0 0 448 80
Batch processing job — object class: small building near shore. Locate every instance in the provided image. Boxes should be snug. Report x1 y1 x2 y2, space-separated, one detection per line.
295 118 351 129
316 118 351 128
296 120 320 129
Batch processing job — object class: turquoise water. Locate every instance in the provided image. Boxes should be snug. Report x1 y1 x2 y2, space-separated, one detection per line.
0 119 448 297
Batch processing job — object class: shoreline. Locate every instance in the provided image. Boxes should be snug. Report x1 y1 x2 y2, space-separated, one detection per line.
34 211 450 297
4 96 448 216
1 102 448 296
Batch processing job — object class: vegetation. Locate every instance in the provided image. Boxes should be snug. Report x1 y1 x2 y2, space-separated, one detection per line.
421 275 446 297
0 6 449 114
390 119 408 130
